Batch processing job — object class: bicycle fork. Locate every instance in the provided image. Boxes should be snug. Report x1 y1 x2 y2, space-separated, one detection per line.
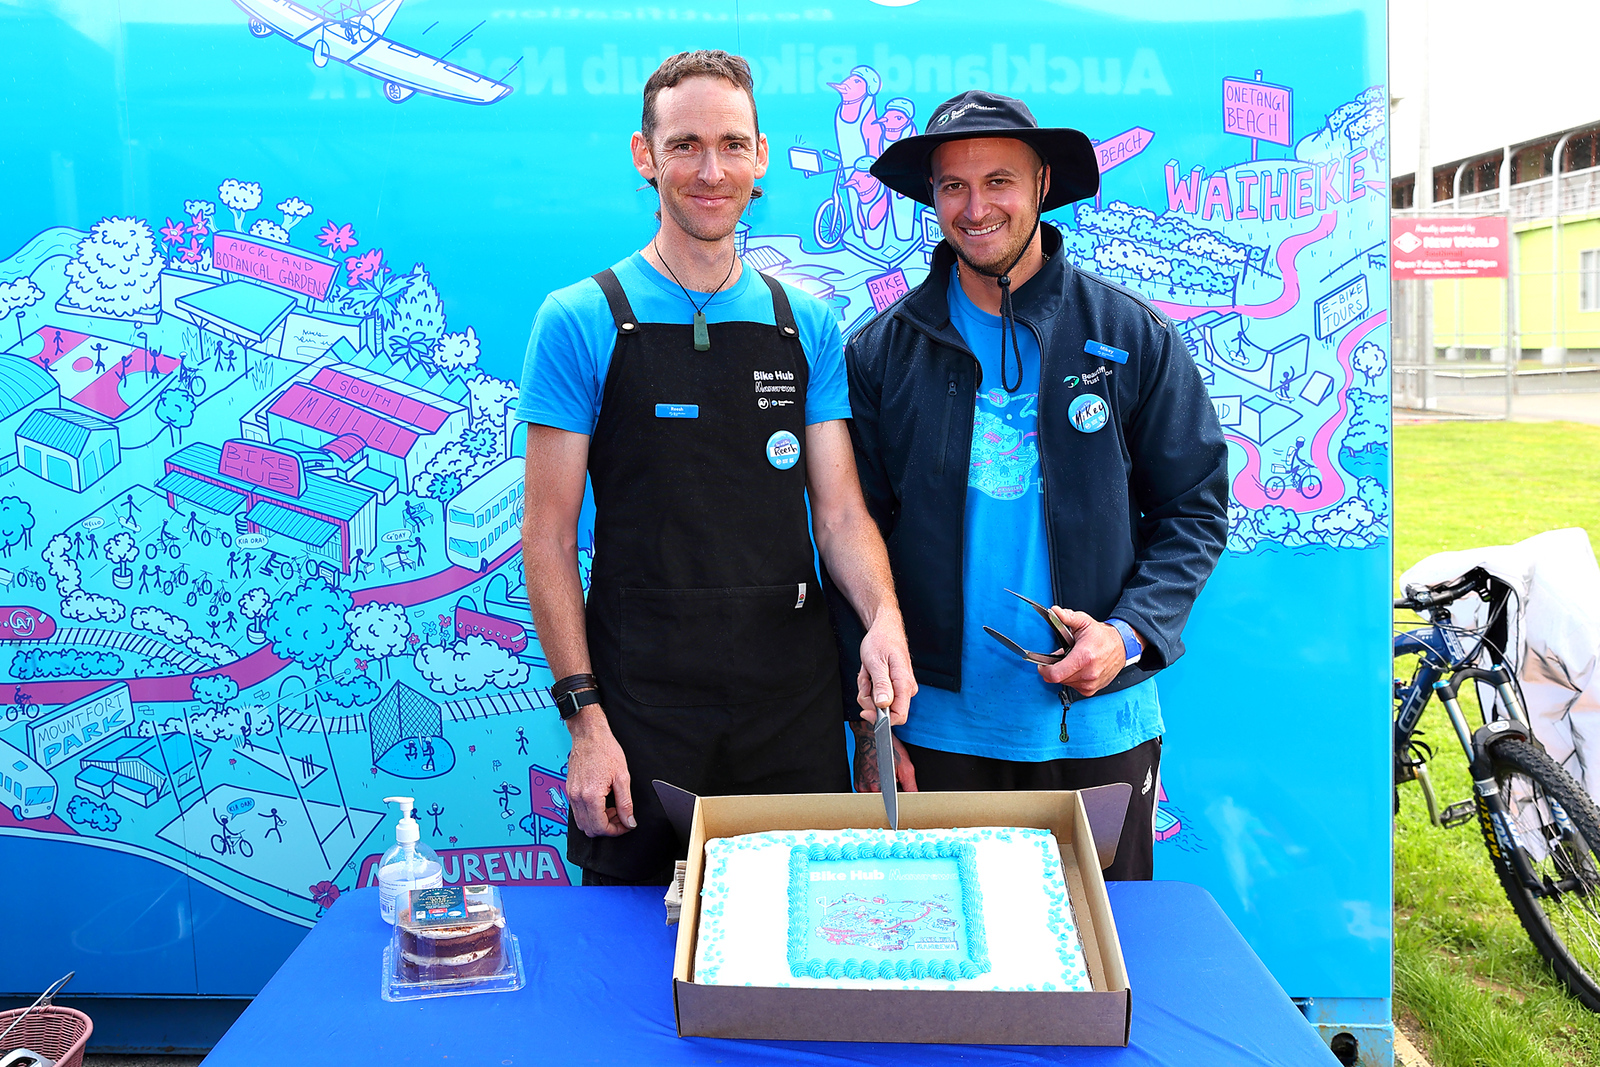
1435 666 1547 893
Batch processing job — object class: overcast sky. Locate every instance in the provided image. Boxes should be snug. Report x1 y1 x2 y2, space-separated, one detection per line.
1390 0 1600 178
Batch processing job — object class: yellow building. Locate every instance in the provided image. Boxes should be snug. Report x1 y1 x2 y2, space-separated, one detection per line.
1394 123 1600 361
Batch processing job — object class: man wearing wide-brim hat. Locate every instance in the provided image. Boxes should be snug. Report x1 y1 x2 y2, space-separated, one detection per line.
827 91 1228 879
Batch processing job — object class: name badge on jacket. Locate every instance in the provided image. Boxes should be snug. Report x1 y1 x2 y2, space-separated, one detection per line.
1084 339 1129 364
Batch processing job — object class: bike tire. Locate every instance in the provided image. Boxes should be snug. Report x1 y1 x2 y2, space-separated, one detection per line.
211 834 227 856
239 839 253 858
814 199 845 249
1479 736 1600 1011
1264 476 1286 500
1300 476 1323 499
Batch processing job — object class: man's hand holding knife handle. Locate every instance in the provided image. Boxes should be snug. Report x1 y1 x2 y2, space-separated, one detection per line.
855 608 916 727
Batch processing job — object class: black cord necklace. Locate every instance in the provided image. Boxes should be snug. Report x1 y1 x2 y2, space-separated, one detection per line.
652 240 737 352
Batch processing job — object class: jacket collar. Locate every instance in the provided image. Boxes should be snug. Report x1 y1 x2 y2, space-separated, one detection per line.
896 223 1071 338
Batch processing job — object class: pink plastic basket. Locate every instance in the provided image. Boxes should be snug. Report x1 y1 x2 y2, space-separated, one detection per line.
0 1005 93 1067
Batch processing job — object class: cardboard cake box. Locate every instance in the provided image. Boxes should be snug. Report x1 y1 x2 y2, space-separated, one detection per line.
667 786 1133 1046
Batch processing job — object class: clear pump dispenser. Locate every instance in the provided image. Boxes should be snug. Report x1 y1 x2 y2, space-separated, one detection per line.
377 795 443 924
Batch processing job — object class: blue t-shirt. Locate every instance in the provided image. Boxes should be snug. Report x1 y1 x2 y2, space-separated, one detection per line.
896 268 1163 762
514 252 851 433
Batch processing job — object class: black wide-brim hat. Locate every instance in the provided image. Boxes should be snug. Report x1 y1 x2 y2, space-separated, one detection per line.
870 90 1099 212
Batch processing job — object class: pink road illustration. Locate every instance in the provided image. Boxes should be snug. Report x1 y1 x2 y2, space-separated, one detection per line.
1228 310 1387 512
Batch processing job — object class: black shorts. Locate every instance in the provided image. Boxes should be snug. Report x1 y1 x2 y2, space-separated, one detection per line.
568 675 850 885
899 736 1163 881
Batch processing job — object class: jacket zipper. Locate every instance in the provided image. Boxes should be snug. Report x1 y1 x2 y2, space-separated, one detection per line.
936 377 958 476
1017 312 1063 612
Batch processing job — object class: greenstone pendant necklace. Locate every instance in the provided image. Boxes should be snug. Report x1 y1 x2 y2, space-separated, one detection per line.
652 240 737 352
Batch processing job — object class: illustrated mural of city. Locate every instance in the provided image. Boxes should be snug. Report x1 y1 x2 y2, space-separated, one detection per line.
0 39 1387 924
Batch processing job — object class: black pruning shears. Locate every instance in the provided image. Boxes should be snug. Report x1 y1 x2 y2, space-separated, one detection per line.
982 589 1076 665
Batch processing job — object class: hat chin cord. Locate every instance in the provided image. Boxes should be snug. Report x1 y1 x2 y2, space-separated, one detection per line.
965 213 1040 394
959 169 1046 394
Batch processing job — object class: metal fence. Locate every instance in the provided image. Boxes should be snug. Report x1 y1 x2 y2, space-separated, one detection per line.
1392 196 1600 417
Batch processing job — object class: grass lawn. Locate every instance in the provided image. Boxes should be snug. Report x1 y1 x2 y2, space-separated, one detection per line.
1395 420 1600 1066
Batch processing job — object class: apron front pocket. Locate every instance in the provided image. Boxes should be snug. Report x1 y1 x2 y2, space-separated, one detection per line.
619 584 823 707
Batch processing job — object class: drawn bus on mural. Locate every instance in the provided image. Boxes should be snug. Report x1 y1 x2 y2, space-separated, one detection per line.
0 738 56 821
445 456 525 572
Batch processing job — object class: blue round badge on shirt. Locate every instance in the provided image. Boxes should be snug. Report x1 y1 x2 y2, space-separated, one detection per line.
766 429 801 470
1068 394 1109 434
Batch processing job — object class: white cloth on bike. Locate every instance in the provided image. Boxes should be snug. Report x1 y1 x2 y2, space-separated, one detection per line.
1400 527 1600 801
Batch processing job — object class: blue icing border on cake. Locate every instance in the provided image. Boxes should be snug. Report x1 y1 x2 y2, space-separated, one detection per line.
786 837 991 981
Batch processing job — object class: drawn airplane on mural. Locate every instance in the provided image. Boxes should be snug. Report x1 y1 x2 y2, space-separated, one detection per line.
233 0 513 105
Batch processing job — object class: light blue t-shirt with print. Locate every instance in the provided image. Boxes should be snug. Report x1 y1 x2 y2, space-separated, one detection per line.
896 268 1163 762
513 252 851 433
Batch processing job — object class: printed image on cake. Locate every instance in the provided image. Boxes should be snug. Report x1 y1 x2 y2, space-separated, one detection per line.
395 884 507 982
694 827 1093 992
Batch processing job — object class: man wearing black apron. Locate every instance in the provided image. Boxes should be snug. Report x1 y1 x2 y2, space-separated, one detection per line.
516 51 915 886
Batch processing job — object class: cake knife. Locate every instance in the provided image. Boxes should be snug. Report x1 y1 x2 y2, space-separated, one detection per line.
873 702 898 830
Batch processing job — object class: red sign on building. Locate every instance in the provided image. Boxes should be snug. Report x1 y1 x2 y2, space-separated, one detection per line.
219 439 304 497
1391 216 1509 279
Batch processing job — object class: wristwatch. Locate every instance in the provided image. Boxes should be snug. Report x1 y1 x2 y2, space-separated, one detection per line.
549 672 603 721
1107 618 1143 669
555 687 602 721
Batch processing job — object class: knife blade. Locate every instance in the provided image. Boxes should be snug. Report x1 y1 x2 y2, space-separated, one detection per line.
982 625 1068 665
1004 588 1076 650
873 706 898 830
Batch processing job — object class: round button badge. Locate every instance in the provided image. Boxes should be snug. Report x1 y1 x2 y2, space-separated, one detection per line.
1068 394 1109 434
766 429 800 470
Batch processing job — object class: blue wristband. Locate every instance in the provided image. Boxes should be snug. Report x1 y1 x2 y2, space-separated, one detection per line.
1107 618 1142 667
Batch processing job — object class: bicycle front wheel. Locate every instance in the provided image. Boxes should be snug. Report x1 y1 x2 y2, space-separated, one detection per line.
1481 737 1600 1011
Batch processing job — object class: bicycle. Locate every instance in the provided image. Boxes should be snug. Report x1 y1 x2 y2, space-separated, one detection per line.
1395 567 1600 1011
193 526 231 549
12 568 45 591
258 550 298 581
210 828 253 858
145 530 181 559
1263 455 1323 501
792 147 849 249
178 364 207 400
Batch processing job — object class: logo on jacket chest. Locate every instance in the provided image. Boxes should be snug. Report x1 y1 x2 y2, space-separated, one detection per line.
1063 365 1112 388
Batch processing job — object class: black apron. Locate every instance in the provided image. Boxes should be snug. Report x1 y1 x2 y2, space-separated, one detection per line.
570 267 847 883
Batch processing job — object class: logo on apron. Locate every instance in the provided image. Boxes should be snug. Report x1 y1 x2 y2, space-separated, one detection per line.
1068 394 1109 434
766 429 801 469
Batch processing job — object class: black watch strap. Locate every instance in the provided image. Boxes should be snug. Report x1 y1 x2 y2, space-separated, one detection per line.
556 687 602 721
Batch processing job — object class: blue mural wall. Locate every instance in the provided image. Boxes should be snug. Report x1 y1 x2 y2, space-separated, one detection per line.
0 0 1389 1018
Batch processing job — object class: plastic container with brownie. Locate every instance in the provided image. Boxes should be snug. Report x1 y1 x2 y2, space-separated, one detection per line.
381 884 526 1001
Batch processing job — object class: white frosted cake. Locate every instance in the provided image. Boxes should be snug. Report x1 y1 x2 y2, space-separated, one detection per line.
693 827 1092 991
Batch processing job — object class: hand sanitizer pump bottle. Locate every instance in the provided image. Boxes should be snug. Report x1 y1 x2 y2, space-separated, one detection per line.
378 795 443 924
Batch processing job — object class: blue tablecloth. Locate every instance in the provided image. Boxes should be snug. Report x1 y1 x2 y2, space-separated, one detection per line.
202 882 1336 1066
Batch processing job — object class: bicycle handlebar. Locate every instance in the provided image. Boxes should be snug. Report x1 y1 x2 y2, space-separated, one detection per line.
1394 569 1486 612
